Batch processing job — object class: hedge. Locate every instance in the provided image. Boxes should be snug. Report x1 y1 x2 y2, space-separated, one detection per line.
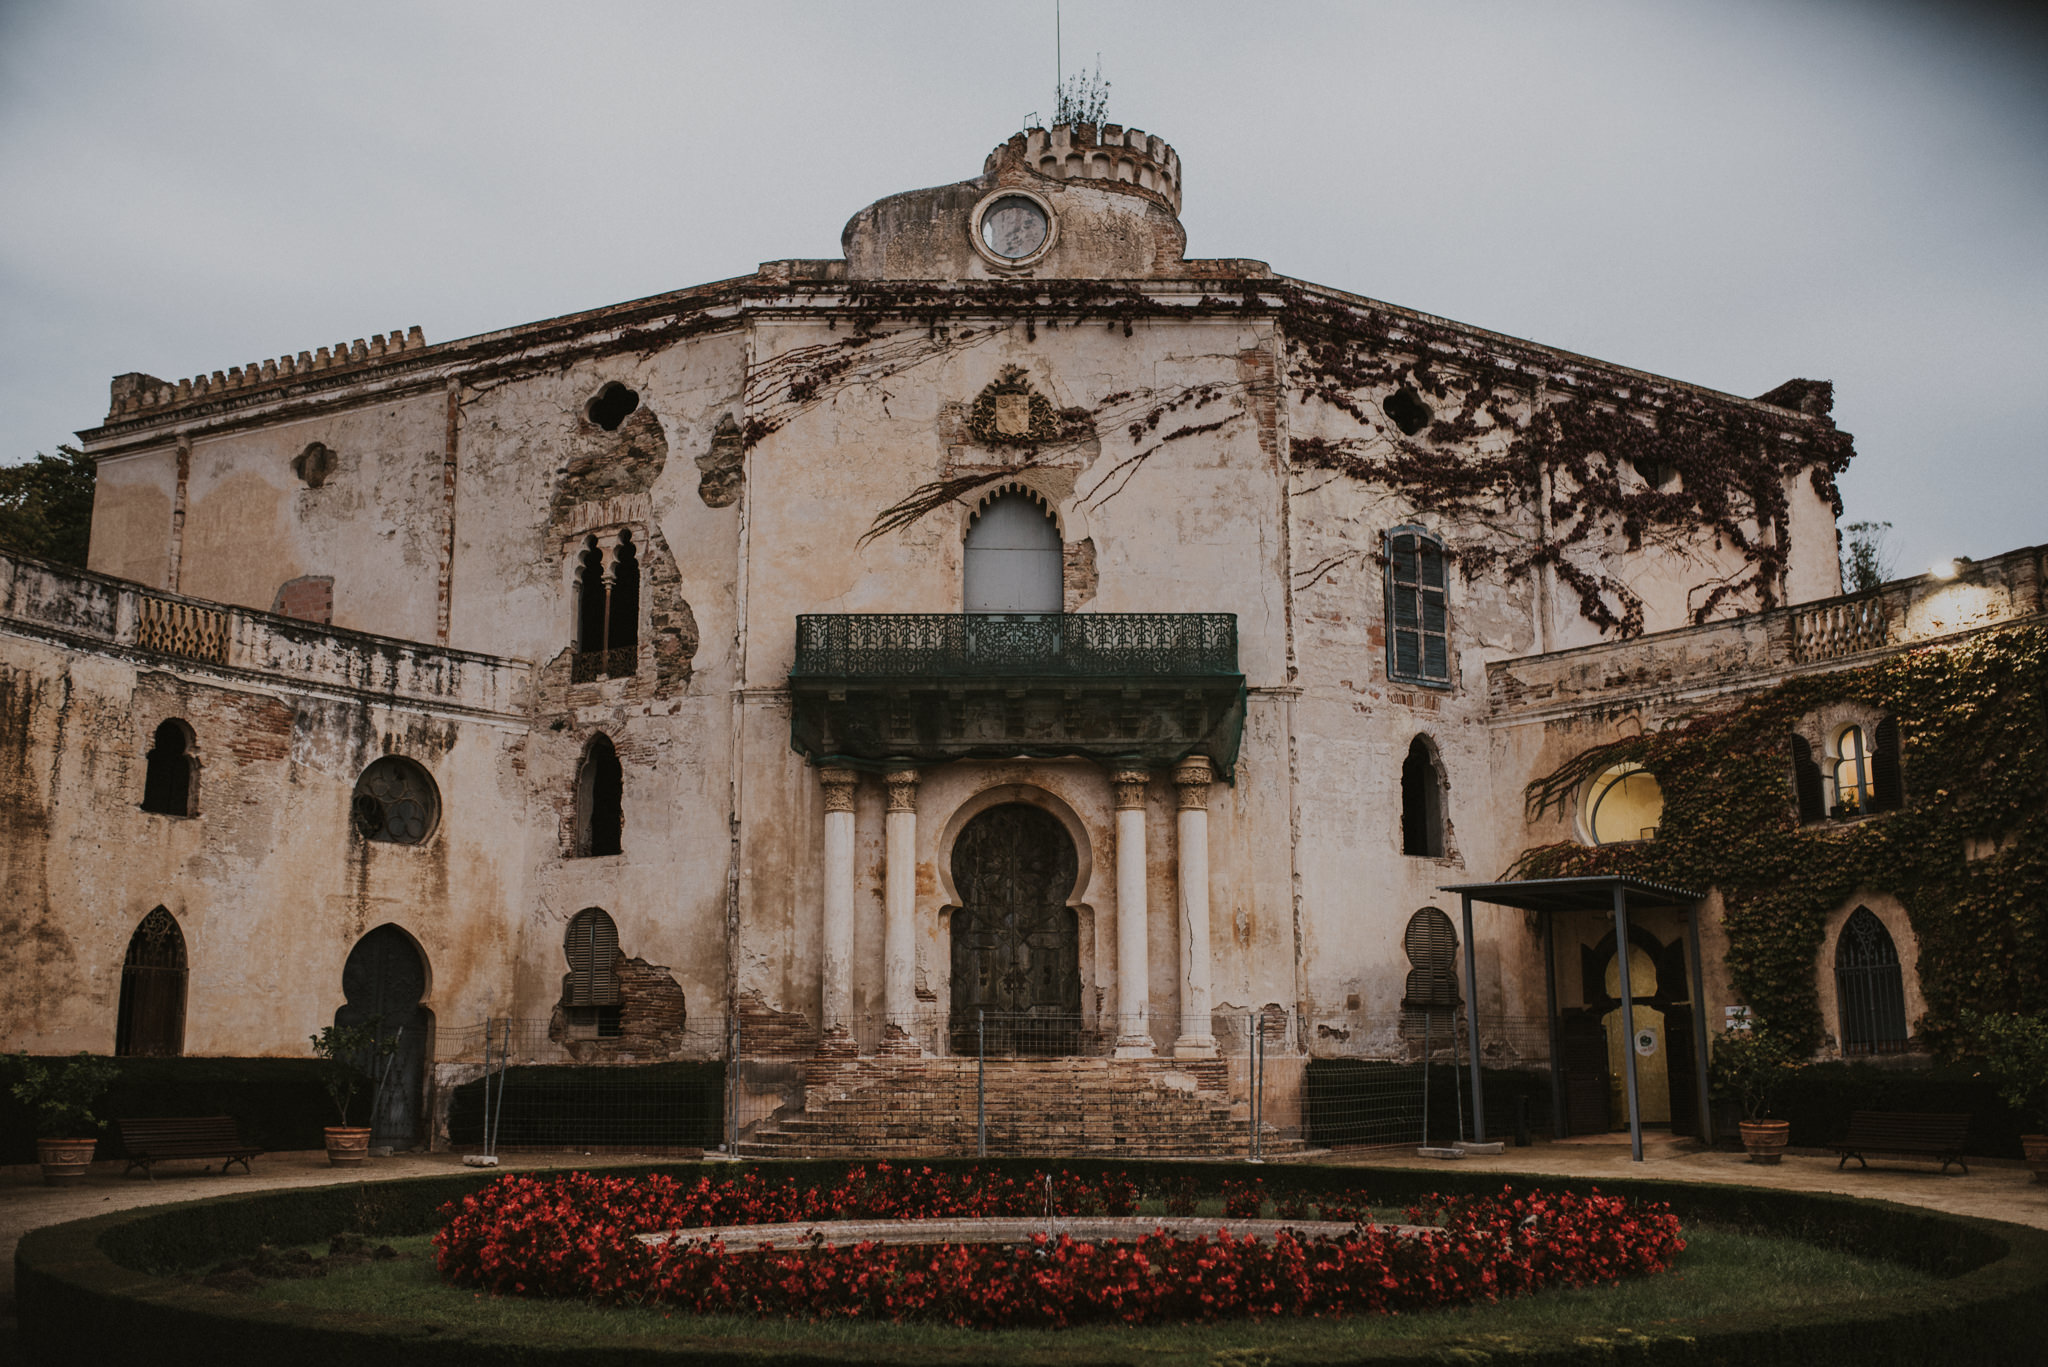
17 1159 2048 1365
443 1062 724 1149
1 1057 335 1165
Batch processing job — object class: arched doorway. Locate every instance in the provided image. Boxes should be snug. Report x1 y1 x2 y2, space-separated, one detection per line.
337 925 430 1149
1562 928 1699 1134
116 907 187 1056
949 802 1081 1054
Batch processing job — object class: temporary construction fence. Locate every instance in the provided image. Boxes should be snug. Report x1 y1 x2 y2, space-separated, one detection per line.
434 1009 1552 1160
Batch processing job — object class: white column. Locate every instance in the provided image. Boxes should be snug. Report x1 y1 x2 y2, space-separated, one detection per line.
818 766 858 1053
1110 767 1153 1056
1173 756 1218 1058
882 768 921 1054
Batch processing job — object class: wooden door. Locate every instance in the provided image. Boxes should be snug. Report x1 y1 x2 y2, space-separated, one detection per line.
949 803 1081 1054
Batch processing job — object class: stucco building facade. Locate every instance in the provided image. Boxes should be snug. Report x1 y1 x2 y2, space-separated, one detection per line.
6 122 2038 1151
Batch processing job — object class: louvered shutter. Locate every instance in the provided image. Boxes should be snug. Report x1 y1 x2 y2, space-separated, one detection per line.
1871 716 1903 811
1790 735 1826 822
565 910 622 1007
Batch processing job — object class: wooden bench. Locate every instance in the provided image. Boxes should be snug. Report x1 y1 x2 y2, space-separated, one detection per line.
117 1116 262 1179
1830 1110 1971 1175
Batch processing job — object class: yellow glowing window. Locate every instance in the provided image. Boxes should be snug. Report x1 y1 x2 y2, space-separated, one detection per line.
1587 763 1664 845
1834 725 1873 813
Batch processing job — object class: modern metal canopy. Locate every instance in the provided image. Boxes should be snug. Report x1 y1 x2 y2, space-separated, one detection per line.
1439 875 1713 1163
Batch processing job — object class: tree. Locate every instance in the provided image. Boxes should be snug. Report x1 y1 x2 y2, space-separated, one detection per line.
1840 519 1893 595
0 446 95 567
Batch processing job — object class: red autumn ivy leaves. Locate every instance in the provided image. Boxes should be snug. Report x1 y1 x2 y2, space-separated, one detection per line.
434 1165 1682 1327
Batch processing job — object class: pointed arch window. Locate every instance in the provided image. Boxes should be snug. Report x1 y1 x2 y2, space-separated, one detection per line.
1400 736 1445 857
572 531 640 682
563 907 623 1038
1835 907 1909 1055
963 490 1062 615
1401 907 1460 1040
574 734 624 857
141 719 196 816
116 907 187 1056
1386 527 1450 686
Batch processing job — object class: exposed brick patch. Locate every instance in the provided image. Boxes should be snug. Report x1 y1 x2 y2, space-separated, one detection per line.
272 575 334 625
548 954 689 1060
735 990 817 1060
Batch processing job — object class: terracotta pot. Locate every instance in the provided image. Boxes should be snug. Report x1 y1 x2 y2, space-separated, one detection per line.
1738 1119 1791 1165
323 1126 372 1166
2022 1134 2048 1185
36 1137 98 1186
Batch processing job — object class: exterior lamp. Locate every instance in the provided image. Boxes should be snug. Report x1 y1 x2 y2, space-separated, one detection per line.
1928 559 1960 580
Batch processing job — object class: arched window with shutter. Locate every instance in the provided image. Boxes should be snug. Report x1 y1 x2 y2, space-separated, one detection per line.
1400 736 1445 857
116 907 187 1056
574 734 624 858
563 907 623 1038
1401 907 1460 1041
1385 527 1451 685
1835 906 1909 1054
141 719 196 816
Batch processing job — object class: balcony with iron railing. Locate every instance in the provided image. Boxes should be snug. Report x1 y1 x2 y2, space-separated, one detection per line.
788 612 1245 771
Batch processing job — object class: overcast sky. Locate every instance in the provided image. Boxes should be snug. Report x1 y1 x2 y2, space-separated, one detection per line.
2 0 2041 575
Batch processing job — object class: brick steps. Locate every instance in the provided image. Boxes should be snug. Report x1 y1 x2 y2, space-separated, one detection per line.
737 1056 1299 1159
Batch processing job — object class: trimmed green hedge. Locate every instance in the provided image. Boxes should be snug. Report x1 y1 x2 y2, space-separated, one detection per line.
444 1062 725 1149
1 1057 335 1165
17 1159 2048 1365
1772 1060 2030 1158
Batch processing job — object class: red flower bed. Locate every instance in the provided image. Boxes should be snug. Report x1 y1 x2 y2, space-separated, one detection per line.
434 1165 1683 1327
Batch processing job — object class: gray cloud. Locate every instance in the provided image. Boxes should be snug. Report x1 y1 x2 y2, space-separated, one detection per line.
3 0 2040 572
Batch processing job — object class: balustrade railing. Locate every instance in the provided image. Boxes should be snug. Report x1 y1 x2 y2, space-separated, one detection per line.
793 613 1238 679
1789 595 1891 663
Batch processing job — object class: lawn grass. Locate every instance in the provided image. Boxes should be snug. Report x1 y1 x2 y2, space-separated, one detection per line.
244 1224 1931 1358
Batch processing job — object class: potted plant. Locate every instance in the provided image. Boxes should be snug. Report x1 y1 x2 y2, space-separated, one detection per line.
1710 1020 1801 1163
9 1052 121 1185
1962 1010 2048 1183
310 1021 391 1166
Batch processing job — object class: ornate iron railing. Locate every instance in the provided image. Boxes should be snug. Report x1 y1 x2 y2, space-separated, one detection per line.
792 613 1238 679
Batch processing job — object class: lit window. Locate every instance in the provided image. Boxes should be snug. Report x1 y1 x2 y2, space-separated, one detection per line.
1834 725 1872 815
1386 527 1450 685
1586 763 1663 845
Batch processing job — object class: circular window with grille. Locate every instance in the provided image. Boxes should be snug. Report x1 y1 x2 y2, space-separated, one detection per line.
352 756 441 845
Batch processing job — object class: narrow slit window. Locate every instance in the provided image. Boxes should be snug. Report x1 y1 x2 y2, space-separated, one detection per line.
1400 736 1445 857
575 735 624 857
141 719 196 816
1386 527 1450 685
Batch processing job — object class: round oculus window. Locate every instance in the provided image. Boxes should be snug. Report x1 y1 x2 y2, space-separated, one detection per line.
979 196 1049 260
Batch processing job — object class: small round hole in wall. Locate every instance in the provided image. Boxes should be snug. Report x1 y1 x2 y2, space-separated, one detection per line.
587 383 640 432
1383 388 1433 437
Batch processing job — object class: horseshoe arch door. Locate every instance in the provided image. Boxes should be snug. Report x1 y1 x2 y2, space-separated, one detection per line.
336 925 431 1149
949 802 1081 1054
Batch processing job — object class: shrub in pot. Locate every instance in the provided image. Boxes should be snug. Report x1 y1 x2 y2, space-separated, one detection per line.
1961 1010 2048 1183
1710 1021 1800 1163
9 1052 121 1185
309 1022 391 1165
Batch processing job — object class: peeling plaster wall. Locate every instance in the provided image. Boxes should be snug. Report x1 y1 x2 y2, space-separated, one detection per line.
176 396 449 640
86 447 177 589
0 631 528 1055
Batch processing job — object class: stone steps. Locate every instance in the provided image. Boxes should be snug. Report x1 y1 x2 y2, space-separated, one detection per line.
737 1055 1299 1159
